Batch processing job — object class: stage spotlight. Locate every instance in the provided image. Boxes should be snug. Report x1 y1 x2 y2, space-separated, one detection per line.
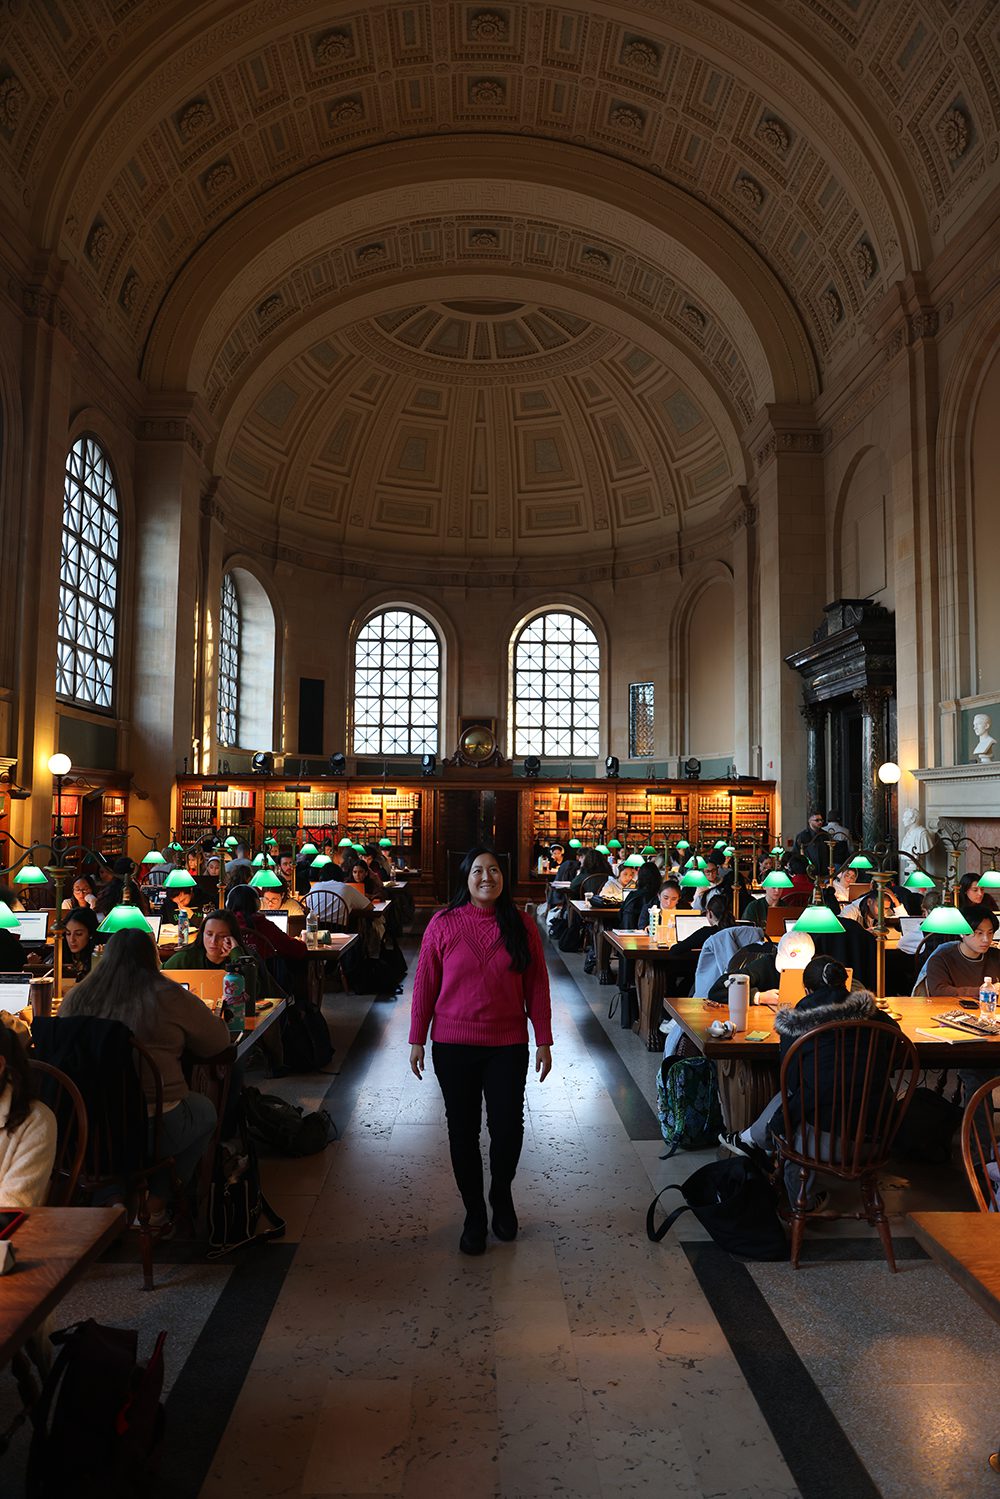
251 752 273 774
523 756 541 778
605 755 620 779
421 753 437 777
329 753 347 776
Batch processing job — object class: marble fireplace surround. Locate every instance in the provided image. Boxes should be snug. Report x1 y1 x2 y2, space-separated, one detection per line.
912 765 1000 859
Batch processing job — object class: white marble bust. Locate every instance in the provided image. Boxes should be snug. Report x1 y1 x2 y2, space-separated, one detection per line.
973 713 997 763
900 806 935 859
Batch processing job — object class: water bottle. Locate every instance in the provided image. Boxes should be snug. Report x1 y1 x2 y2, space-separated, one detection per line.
648 905 659 941
725 972 750 1031
978 977 998 1026
176 909 189 947
223 961 246 1035
306 908 318 947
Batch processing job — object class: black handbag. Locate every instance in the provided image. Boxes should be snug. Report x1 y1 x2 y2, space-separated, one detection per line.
646 1157 789 1261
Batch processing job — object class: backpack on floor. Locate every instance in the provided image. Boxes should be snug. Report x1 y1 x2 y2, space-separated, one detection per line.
207 1102 286 1259
656 1055 723 1159
243 1085 337 1157
280 995 334 1071
27 1321 167 1498
647 1157 789 1262
893 1085 962 1164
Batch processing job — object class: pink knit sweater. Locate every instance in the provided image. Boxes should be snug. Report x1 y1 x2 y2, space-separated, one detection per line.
409 903 553 1047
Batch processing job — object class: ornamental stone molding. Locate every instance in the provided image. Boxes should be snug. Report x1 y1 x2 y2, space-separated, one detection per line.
87 223 111 266
203 161 236 195
939 107 970 162
470 80 506 106
178 101 213 140
757 117 790 153
622 40 659 72
314 30 353 64
0 76 25 130
470 13 509 43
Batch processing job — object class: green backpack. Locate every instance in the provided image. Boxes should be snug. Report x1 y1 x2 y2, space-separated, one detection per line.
656 1056 723 1159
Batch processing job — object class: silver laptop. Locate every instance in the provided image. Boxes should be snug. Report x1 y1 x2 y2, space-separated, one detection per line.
0 972 33 1013
674 913 712 942
144 914 161 942
264 910 289 934
898 916 924 943
15 912 48 943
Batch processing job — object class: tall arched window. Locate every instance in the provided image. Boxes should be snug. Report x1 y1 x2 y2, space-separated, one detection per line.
511 610 600 757
353 609 440 755
57 436 120 710
218 572 241 748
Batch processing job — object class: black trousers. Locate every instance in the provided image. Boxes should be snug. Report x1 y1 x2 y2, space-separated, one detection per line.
432 1042 529 1224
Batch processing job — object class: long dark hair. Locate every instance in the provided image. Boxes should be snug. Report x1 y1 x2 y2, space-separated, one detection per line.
0 1024 34 1134
706 893 735 929
634 862 662 901
803 955 848 993
446 846 529 973
60 928 165 1034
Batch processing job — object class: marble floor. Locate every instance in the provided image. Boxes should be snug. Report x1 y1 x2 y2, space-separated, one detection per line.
6 937 999 1498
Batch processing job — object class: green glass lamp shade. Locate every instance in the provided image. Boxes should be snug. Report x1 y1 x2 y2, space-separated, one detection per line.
595 844 610 856
98 904 154 935
723 845 736 857
310 855 333 869
264 837 279 849
771 844 783 857
141 848 166 866
761 870 794 889
676 840 690 852
641 845 656 857
378 838 392 848
351 843 365 853
251 853 275 868
249 869 284 890
848 855 874 871
0 901 20 930
793 907 846 935
568 838 582 849
607 839 622 850
337 837 353 848
163 869 198 890
224 836 240 850
714 840 727 850
14 865 48 886
299 843 318 859
166 841 184 854
976 870 1000 889
623 853 644 868
694 856 707 869
680 869 711 888
921 907 974 936
904 870 935 891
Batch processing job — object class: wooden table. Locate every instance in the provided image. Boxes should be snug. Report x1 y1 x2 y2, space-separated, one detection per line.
908 1211 1000 1470
0 1207 125 1367
665 994 1000 1131
305 931 358 1006
603 931 700 1049
569 900 623 983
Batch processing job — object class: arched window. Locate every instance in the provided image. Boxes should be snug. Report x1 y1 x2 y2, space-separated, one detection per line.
353 609 440 755
218 572 241 748
511 610 601 757
57 436 120 710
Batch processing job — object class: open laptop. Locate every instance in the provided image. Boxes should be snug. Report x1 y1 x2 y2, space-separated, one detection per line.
674 913 712 943
263 910 289 934
15 911 49 945
162 969 226 1006
0 973 34 1014
898 916 924 944
144 914 161 942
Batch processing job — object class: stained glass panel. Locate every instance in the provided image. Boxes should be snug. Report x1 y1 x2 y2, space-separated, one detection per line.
512 612 601 757
629 682 655 758
57 436 119 710
352 610 440 755
218 572 240 748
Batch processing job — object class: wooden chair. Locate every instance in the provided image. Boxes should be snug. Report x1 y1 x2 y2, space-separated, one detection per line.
774 1020 919 1270
305 889 349 931
960 1074 1000 1212
28 1059 87 1206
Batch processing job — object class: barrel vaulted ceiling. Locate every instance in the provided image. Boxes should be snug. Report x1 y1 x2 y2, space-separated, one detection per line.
2 0 996 569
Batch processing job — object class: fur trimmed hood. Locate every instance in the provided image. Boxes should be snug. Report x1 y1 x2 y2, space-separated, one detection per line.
773 988 877 1038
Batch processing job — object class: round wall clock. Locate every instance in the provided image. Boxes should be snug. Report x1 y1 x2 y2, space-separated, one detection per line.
459 724 497 763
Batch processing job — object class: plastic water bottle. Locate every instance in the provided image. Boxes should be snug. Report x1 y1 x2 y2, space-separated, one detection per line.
648 905 659 941
222 961 246 1036
306 909 318 947
176 910 189 947
978 977 998 1026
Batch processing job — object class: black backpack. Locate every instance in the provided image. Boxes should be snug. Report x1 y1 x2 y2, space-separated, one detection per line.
280 995 334 1071
647 1157 789 1261
893 1085 962 1164
207 1100 286 1259
27 1321 166 1498
243 1085 338 1157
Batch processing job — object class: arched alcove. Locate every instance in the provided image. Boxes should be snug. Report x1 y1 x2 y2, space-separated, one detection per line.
222 564 278 753
833 446 893 609
683 575 735 767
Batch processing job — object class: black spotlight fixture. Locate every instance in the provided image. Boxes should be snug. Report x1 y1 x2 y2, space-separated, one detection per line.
421 753 437 777
523 755 541 779
684 757 702 780
605 755 620 779
250 751 273 774
329 752 347 776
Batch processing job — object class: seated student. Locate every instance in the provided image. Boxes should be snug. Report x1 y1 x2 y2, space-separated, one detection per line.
365 844 394 881
227 886 308 978
597 862 637 901
306 862 373 922
742 882 783 930
61 929 230 1227
691 853 730 912
719 957 900 1210
898 894 940 956
659 878 683 911
692 896 767 996
839 890 901 932
614 864 663 1027
958 872 999 914
62 907 100 980
784 855 815 897
162 908 268 1007
259 878 305 917
160 882 200 928
62 874 97 912
0 1024 57 1209
347 855 382 899
569 850 611 900
922 908 1000 1112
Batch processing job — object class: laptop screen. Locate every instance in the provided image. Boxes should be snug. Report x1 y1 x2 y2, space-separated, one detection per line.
0 973 33 1013
674 913 712 943
263 910 289 934
144 914 161 942
898 916 924 941
15 912 48 942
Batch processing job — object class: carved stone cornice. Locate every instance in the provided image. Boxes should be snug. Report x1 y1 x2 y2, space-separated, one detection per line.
748 405 822 473
20 282 76 343
137 392 215 460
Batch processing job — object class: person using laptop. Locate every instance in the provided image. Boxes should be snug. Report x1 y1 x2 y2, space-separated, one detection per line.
63 908 100 980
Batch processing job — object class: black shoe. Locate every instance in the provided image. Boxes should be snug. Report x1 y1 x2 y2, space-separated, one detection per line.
718 1128 752 1159
459 1225 487 1255
489 1189 518 1242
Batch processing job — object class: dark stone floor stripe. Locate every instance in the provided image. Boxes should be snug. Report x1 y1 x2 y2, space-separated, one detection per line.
683 1241 884 1499
546 945 663 1141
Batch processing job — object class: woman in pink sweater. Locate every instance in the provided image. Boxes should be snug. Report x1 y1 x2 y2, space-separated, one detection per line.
409 847 552 1256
